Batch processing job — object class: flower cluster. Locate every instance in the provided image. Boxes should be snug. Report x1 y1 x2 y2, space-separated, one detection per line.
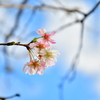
22 28 60 75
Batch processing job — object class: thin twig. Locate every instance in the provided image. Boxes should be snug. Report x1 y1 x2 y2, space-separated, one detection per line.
54 20 79 32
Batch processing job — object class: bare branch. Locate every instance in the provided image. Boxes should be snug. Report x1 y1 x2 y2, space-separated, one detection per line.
2 0 28 74
0 94 20 100
54 20 79 32
59 1 100 100
0 3 85 15
6 0 28 39
51 1 100 32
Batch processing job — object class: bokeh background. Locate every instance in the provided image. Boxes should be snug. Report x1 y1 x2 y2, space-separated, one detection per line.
0 0 100 100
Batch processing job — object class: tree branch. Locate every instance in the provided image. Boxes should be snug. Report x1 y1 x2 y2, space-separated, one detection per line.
0 94 20 100
58 1 100 100
0 42 28 48
0 3 85 15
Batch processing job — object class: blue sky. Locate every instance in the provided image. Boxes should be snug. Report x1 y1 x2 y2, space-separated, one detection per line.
0 0 100 100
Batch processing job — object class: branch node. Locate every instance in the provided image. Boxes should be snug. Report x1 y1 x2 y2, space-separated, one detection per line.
15 94 20 97
7 41 15 46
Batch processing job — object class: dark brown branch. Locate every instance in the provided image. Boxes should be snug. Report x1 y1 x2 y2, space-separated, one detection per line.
0 94 20 100
0 42 28 48
81 1 100 21
0 3 85 15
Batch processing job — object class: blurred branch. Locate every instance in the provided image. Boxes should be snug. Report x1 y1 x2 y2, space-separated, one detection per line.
0 3 86 15
0 1 99 100
54 20 79 32
6 0 28 38
68 0 100 80
19 10 36 38
59 1 100 100
53 1 100 32
2 0 28 74
0 94 20 100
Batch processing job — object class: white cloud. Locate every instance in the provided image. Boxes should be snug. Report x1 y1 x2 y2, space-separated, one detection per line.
46 0 100 97
47 0 100 76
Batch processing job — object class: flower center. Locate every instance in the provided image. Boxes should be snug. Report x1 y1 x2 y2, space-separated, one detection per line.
45 52 53 58
38 44 45 49
44 34 49 40
30 61 40 69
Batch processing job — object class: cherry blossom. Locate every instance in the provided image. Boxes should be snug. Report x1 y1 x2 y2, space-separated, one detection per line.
37 28 56 45
40 47 60 67
29 41 49 49
23 28 60 75
22 60 46 75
